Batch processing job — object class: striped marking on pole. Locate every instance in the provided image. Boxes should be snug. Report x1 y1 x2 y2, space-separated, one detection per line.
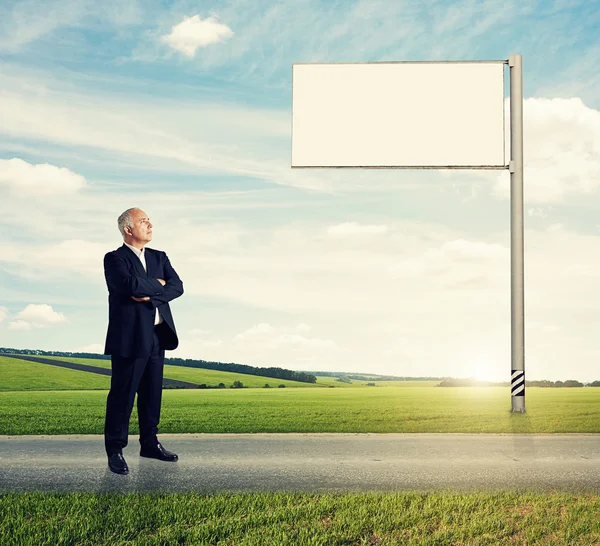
511 370 525 396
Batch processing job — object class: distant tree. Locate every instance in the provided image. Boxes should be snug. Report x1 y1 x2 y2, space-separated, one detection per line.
335 376 352 384
527 380 554 388
366 382 376 387
588 381 600 387
278 384 286 388
231 381 244 389
198 384 207 389
563 380 583 388
263 383 271 388
217 383 226 389
0 347 318 384
163 357 317 384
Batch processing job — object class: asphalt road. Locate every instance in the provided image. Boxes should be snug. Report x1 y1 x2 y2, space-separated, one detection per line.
1 433 599 493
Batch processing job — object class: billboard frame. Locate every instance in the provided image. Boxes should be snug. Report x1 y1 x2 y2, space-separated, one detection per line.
291 55 526 412
291 59 506 170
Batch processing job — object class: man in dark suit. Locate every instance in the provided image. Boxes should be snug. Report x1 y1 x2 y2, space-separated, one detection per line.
103 207 184 475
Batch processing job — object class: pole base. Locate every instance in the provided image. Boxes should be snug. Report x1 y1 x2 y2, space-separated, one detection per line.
511 397 526 413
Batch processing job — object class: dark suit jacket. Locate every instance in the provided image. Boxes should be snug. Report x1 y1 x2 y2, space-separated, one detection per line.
103 244 184 358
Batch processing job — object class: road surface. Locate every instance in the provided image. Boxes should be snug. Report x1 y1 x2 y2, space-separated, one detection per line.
1 433 598 493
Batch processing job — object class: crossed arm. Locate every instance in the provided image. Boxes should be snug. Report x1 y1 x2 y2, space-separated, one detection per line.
104 252 184 306
131 277 166 302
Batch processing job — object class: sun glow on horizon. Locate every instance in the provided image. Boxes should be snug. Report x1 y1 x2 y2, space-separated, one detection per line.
468 365 504 383
464 350 506 383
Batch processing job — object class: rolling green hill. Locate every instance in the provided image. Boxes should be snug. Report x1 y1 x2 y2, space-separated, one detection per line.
0 348 317 384
2 354 441 391
0 356 110 391
44 356 438 389
2 355 322 390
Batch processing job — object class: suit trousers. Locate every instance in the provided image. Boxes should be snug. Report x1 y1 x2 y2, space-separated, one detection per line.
104 327 165 455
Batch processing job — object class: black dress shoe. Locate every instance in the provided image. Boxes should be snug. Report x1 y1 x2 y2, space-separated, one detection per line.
108 453 129 475
140 442 178 462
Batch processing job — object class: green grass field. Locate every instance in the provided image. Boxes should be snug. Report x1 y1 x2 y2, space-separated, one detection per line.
0 356 325 389
313 376 440 388
3 357 599 545
21 355 329 389
3 354 437 389
1 384 599 435
0 491 598 545
0 356 110 391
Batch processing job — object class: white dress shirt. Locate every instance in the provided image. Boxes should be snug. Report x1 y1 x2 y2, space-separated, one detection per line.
124 242 163 326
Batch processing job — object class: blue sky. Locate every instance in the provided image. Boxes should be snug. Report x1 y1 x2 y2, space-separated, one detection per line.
1 0 599 382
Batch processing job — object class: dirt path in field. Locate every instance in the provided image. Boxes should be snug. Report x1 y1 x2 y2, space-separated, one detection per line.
1 433 599 493
2 354 200 389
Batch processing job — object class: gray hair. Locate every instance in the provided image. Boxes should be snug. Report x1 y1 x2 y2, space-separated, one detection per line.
117 208 139 238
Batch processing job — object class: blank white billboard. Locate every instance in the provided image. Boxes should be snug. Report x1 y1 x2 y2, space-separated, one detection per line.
291 61 505 169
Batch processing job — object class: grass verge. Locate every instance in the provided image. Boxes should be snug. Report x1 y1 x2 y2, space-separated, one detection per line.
0 490 598 545
1 387 599 434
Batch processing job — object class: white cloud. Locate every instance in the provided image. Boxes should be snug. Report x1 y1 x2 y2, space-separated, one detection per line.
328 222 388 236
388 238 507 284
498 98 600 203
14 304 67 328
2 196 600 380
174 220 510 316
0 67 311 190
130 0 545 86
0 307 9 323
517 98 600 203
161 15 234 57
164 217 600 380
233 323 336 351
184 328 224 349
0 64 493 196
227 322 338 359
35 240 107 278
7 65 598 202
0 158 86 196
9 320 31 331
441 97 600 205
0 239 109 282
234 323 276 340
528 207 549 218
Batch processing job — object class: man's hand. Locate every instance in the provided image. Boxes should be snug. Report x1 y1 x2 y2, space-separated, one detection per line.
131 296 150 302
157 278 166 286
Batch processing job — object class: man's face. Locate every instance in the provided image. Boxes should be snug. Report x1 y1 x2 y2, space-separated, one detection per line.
126 209 153 244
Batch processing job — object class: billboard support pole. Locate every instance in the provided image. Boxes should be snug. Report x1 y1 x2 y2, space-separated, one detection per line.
291 57 526 412
509 54 526 412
